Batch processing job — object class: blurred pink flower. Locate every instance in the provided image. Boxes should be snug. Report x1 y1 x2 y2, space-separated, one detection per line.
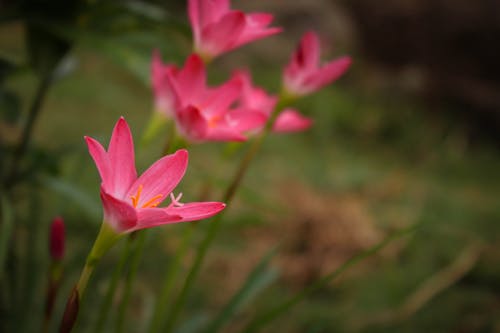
236 70 313 133
283 31 351 97
159 54 267 142
85 117 225 233
188 0 281 60
151 50 177 118
49 217 65 261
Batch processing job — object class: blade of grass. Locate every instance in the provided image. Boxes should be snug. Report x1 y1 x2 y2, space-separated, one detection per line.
242 225 419 333
0 195 13 283
202 247 279 333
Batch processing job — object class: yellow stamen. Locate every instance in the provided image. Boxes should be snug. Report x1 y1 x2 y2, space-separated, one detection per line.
141 194 164 208
130 185 143 208
130 184 163 208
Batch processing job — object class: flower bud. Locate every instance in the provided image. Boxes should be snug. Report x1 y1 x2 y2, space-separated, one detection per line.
50 217 65 261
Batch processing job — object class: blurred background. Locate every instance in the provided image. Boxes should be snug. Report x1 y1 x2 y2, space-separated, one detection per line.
1 0 499 332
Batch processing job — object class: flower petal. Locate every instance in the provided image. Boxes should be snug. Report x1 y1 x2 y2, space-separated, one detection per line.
85 136 112 190
308 56 352 90
297 31 321 71
176 105 209 142
133 208 182 231
226 109 267 132
165 202 226 222
108 118 137 198
127 149 189 207
176 54 207 104
273 109 313 133
235 13 282 48
100 187 137 233
200 11 246 56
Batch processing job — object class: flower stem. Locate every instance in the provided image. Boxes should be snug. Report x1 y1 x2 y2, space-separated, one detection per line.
162 96 291 333
59 223 119 333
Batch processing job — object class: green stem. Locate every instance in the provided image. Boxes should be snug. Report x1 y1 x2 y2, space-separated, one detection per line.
162 97 291 333
147 225 194 333
115 230 148 333
59 223 119 333
94 238 135 333
241 225 419 333
4 74 52 189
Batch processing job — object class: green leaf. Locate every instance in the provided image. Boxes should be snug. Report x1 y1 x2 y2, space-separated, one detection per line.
39 175 100 221
202 248 279 333
0 195 14 283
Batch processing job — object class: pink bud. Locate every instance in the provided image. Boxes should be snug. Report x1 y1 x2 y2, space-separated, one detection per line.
50 217 65 260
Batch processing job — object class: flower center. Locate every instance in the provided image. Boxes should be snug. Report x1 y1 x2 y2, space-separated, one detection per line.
130 184 164 208
208 115 222 128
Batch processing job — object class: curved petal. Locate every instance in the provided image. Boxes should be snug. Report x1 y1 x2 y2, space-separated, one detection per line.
108 118 137 198
298 31 320 71
203 75 242 117
132 208 182 231
127 149 189 207
236 13 282 48
226 110 267 132
176 105 209 141
165 202 226 222
206 124 247 142
177 54 207 103
309 56 352 90
200 11 245 56
273 109 313 133
85 136 112 190
100 187 137 233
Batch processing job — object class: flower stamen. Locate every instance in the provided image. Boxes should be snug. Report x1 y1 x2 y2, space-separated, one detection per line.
130 184 143 208
130 184 164 208
141 194 164 208
169 192 184 207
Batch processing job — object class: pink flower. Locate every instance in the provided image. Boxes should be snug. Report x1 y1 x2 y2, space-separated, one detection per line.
188 0 282 60
85 118 225 234
49 217 65 260
236 70 313 133
151 50 177 118
283 31 352 97
162 54 267 142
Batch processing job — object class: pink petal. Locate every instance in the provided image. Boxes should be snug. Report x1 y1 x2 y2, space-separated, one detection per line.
200 11 246 56
176 105 209 141
205 125 247 142
166 202 226 222
235 14 282 47
226 109 267 132
127 149 188 207
246 13 274 27
108 118 137 198
176 54 207 104
188 0 202 43
308 56 352 90
100 187 137 233
203 75 242 117
85 136 112 190
133 208 183 231
273 109 313 133
297 31 321 71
